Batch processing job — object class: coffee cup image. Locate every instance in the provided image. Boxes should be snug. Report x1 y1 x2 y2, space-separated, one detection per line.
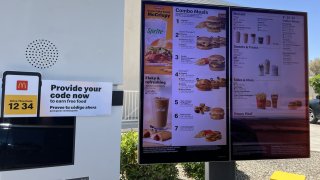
151 97 169 128
251 34 256 44
243 33 248 43
236 31 240 43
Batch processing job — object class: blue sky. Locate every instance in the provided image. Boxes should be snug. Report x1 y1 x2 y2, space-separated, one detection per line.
227 0 319 60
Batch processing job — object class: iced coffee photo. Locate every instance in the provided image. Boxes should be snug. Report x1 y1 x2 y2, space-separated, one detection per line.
151 97 169 129
142 96 172 147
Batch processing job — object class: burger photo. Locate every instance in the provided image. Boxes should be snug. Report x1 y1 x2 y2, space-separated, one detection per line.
144 38 172 64
205 16 222 32
196 36 213 50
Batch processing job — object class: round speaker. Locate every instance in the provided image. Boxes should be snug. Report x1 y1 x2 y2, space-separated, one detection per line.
26 39 59 69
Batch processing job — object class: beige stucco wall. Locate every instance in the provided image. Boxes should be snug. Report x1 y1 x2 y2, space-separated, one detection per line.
123 0 141 91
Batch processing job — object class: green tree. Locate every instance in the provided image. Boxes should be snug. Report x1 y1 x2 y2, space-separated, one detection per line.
309 74 320 94
309 58 320 76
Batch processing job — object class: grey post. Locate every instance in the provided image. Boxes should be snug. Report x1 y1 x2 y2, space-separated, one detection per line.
205 161 236 180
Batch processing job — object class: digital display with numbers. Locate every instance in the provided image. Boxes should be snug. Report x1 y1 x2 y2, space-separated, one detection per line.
139 1 229 164
1 72 41 118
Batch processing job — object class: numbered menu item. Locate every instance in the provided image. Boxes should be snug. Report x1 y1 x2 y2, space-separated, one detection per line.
143 129 172 141
196 36 226 50
196 14 226 32
194 103 210 114
1 72 41 118
195 77 226 91
210 107 225 120
194 130 222 142
196 55 226 71
140 1 228 164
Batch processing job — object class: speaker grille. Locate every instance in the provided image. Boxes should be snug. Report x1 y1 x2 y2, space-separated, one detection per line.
26 39 59 69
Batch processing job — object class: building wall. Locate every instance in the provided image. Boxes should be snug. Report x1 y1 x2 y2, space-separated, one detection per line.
0 0 124 179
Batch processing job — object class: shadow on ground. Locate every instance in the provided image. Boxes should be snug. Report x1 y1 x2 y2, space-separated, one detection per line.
236 167 250 180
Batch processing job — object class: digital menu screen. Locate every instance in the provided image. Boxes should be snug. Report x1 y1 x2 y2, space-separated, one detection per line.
230 8 309 160
139 1 229 163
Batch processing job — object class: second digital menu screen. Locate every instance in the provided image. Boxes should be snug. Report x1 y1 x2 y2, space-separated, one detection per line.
230 8 309 160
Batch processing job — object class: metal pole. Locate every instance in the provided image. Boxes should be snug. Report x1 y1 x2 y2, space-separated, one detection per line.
205 161 236 180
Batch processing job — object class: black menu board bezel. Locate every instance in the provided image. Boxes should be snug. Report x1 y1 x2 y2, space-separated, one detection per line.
139 1 230 164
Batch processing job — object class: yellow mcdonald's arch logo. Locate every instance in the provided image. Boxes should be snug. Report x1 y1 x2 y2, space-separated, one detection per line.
16 80 28 90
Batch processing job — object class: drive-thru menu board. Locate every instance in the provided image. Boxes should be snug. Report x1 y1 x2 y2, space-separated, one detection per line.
231 8 309 160
140 1 229 163
140 2 309 164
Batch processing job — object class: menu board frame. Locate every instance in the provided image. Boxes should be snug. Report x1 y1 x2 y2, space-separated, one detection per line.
139 2 309 164
139 1 230 164
230 7 309 160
